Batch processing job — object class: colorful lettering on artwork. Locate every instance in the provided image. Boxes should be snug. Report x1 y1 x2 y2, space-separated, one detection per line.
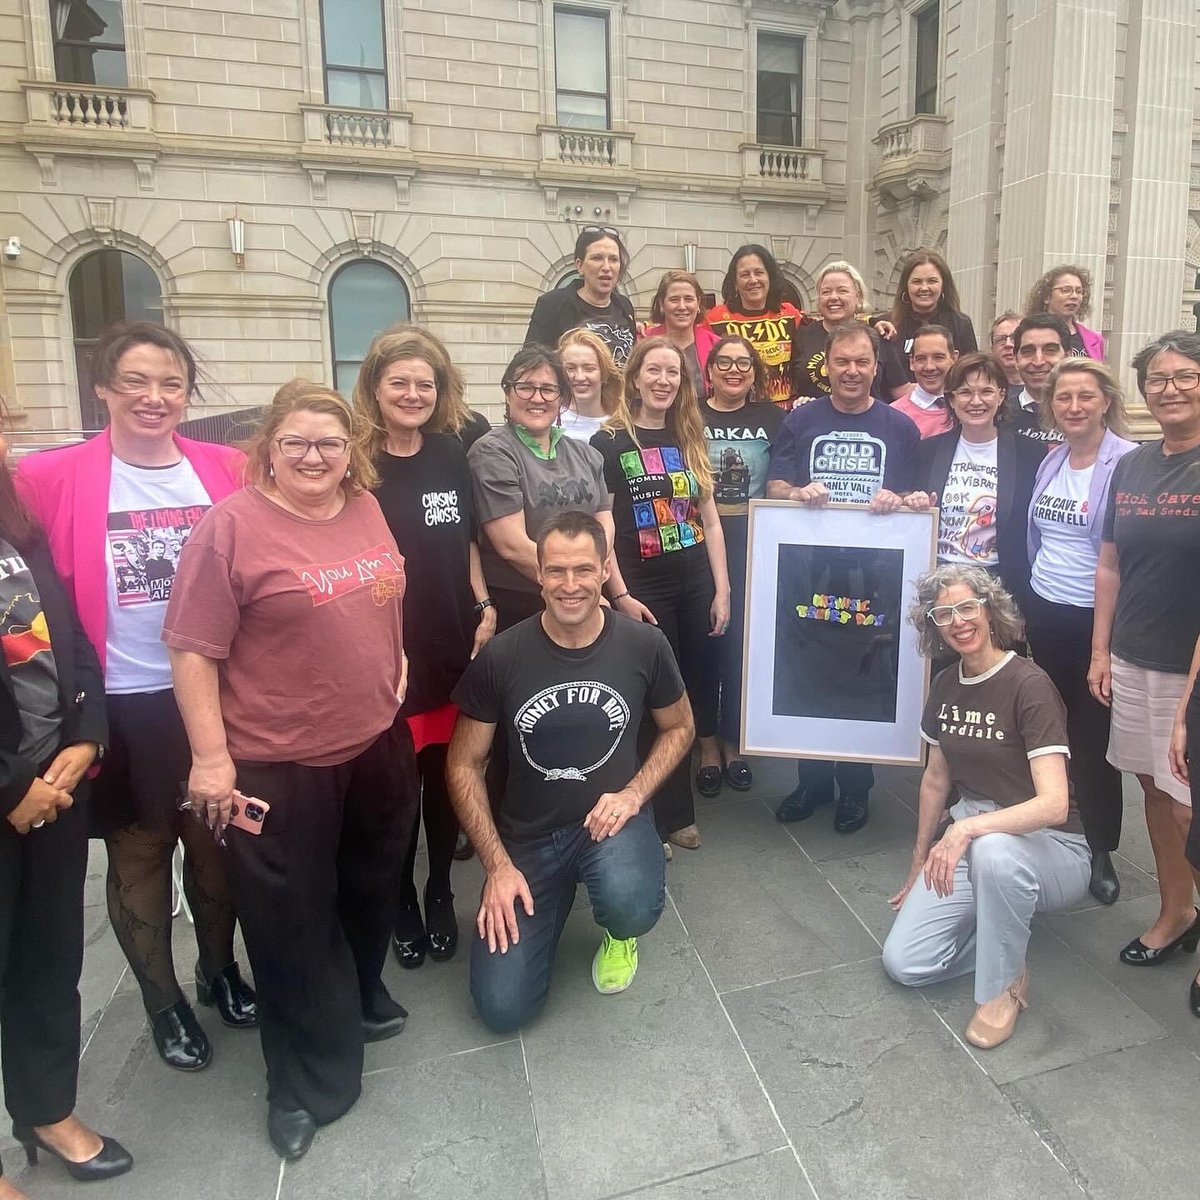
795 593 886 626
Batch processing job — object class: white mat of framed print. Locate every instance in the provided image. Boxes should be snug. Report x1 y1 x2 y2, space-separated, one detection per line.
741 501 937 765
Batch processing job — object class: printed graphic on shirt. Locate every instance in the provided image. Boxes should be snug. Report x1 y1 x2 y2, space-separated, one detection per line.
0 553 51 668
938 459 1000 563
705 421 775 514
108 505 210 606
932 699 1007 741
533 477 596 509
1112 486 1200 521
1032 491 1088 527
514 679 631 781
807 430 888 504
707 310 801 407
619 446 705 559
422 489 462 527
584 320 634 367
293 542 405 607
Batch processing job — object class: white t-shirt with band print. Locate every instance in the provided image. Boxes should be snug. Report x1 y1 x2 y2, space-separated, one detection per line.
1030 461 1097 607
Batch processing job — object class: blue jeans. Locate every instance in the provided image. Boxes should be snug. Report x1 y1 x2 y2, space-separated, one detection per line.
470 807 666 1033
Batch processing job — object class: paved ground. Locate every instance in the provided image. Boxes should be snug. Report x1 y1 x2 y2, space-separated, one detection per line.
3 756 1198 1200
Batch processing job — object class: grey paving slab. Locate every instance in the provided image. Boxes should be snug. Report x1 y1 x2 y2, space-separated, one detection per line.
817 841 921 944
1043 894 1200 1053
668 797 879 992
723 960 1084 1200
1008 1038 1200 1200
919 933 1168 1084
520 903 784 1200
618 1147 813 1199
279 1042 545 1200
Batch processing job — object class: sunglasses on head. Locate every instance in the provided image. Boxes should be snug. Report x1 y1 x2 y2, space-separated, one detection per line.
581 225 621 240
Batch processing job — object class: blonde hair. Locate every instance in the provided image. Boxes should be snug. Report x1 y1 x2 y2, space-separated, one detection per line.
246 379 378 493
817 261 871 315
599 336 713 497
353 325 470 460
557 328 623 418
1042 358 1130 438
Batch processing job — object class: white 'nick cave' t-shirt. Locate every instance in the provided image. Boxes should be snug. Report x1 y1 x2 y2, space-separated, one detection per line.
937 436 999 567
1030 461 1097 607
105 455 214 694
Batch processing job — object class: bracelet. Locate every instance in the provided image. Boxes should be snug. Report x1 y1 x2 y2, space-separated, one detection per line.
610 591 630 603
473 597 495 614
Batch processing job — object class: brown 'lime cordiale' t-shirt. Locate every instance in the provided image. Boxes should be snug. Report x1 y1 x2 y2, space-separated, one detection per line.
920 651 1083 835
162 487 405 767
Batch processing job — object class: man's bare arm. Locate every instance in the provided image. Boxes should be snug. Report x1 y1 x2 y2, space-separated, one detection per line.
446 715 510 874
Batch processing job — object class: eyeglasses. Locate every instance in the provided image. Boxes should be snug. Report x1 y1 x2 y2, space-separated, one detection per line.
990 334 1015 347
713 355 754 373
1051 285 1085 296
581 225 621 239
507 381 562 402
951 387 1001 402
274 436 350 458
1145 370 1200 394
927 597 988 627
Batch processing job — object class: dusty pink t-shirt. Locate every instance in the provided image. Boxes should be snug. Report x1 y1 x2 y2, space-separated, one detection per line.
163 486 405 766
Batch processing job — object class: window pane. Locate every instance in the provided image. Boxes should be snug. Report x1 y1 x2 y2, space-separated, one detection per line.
329 262 409 382
914 3 940 114
557 93 608 129
55 43 127 86
757 34 803 146
758 37 802 76
555 11 607 95
321 0 385 69
334 362 361 398
56 0 125 49
326 68 386 110
758 112 798 147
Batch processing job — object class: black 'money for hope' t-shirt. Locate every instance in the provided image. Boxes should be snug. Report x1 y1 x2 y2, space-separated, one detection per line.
374 433 477 716
1102 441 1200 674
451 609 685 838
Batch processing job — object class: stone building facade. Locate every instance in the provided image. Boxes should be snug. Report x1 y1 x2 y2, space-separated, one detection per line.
0 0 1197 435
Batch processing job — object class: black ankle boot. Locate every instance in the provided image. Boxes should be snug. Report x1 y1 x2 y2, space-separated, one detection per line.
196 961 259 1028
425 890 458 963
1089 850 1121 906
150 1000 211 1071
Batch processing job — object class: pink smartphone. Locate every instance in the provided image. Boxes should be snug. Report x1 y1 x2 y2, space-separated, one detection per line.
228 791 270 835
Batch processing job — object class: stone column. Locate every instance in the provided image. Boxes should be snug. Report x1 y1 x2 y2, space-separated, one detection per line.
844 2 885 299
1108 0 1196 428
994 0 1118 314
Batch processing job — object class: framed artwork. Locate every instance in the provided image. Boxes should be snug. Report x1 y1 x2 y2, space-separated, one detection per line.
741 501 938 764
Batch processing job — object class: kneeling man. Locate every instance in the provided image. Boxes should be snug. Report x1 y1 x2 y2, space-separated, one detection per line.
448 511 693 1033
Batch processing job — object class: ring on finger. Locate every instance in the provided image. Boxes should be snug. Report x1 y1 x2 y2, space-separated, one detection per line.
32 819 46 829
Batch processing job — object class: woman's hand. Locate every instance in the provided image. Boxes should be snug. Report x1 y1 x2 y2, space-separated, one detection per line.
616 594 657 625
42 741 99 793
709 590 731 637
902 490 936 512
875 319 898 341
1170 715 1190 787
471 606 497 659
788 482 831 507
889 850 925 911
1087 649 1112 707
397 653 409 707
922 821 972 898
188 751 237 832
6 777 73 835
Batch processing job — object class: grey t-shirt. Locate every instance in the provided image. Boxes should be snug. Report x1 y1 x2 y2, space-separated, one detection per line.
468 424 612 596
0 539 62 764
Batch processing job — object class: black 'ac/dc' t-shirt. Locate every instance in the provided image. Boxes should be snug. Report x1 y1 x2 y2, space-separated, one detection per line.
451 609 685 838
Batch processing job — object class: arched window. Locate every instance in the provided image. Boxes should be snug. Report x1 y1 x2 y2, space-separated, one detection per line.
328 260 409 395
69 248 162 429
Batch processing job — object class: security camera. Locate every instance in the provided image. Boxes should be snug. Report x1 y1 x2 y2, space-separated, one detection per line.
3 237 20 262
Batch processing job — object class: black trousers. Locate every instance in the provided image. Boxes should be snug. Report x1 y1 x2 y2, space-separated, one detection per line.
0 777 89 1178
227 718 419 1125
627 550 718 837
1025 591 1123 852
795 759 874 797
717 519 748 746
398 742 458 906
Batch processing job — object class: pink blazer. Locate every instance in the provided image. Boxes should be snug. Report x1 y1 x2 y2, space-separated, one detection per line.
16 431 245 671
1077 323 1106 361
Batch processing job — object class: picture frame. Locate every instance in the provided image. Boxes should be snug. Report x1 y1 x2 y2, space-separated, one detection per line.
740 501 938 765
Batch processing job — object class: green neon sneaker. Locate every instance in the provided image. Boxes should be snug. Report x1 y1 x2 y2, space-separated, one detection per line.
592 932 639 995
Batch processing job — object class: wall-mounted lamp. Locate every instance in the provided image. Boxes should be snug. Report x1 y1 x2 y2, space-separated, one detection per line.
228 212 246 268
683 241 697 274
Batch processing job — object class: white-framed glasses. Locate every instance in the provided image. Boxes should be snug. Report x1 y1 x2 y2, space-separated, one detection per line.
927 597 988 627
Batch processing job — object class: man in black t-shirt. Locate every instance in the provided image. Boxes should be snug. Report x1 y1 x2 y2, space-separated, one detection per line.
448 511 693 1033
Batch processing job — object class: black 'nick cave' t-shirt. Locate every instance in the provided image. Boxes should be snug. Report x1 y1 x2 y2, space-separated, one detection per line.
451 609 685 838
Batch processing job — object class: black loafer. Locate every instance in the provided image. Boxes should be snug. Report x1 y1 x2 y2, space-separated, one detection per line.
452 831 474 861
695 766 722 798
425 892 458 963
150 1000 211 1071
775 785 834 823
13 1125 134 1182
362 982 408 1043
268 1104 316 1161
724 759 753 792
1120 908 1200 965
834 792 870 834
392 903 427 970
1088 850 1121 906
196 961 258 1028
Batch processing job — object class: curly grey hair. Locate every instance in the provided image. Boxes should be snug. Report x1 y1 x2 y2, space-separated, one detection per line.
908 564 1025 658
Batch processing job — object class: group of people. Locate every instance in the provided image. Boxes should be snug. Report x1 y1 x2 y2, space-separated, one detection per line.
1 231 1198 1190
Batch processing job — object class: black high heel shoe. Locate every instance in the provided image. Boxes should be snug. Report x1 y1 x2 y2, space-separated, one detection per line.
196 961 259 1028
1120 908 1200 965
150 999 211 1071
425 891 458 963
13 1123 134 1182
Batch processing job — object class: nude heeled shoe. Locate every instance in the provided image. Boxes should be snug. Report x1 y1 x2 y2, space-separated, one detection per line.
964 968 1029 1050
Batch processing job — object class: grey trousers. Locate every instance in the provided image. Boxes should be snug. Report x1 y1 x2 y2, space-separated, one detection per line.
881 801 1091 1003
